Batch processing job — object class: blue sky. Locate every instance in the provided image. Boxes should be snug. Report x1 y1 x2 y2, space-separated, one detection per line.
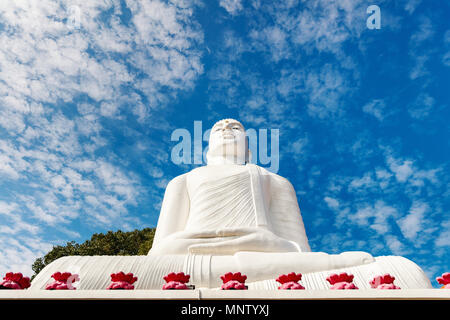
0 0 448 287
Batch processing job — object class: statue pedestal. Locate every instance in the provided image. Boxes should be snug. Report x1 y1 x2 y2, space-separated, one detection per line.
29 254 432 290
0 288 448 299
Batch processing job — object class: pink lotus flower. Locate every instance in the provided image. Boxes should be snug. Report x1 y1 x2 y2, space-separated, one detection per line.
45 272 79 290
276 272 305 290
0 272 31 290
369 274 400 289
107 272 138 290
326 272 358 290
162 272 190 290
220 272 247 290
436 272 450 289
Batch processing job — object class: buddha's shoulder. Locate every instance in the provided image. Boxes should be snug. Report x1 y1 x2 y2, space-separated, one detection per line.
258 166 294 189
166 172 189 188
167 166 207 185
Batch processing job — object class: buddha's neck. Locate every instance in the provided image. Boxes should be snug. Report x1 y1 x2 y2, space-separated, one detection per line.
206 154 246 166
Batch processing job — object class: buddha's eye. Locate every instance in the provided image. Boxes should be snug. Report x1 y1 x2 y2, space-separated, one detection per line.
233 127 240 130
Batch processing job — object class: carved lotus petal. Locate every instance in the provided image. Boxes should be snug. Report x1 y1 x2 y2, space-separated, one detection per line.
276 272 302 284
278 281 305 290
326 272 354 285
0 272 30 289
436 272 450 285
111 272 138 284
107 281 135 290
369 274 398 288
220 272 247 284
162 281 189 290
330 282 358 290
51 272 73 282
376 283 401 290
221 280 247 290
45 280 71 290
163 272 190 284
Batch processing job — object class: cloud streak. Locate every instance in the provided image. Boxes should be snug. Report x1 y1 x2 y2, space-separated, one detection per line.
0 0 204 276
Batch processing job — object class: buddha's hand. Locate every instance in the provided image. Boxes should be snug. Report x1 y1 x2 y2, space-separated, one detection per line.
188 227 300 255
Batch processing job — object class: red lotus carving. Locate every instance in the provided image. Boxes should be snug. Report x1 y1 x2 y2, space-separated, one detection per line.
164 272 190 284
276 272 305 290
436 272 450 289
0 272 31 290
162 272 190 290
107 272 138 290
326 272 358 290
220 272 247 290
221 280 247 290
45 272 79 290
369 274 400 289
220 272 247 284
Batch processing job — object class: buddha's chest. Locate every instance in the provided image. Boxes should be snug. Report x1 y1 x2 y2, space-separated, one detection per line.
186 165 250 194
184 165 272 230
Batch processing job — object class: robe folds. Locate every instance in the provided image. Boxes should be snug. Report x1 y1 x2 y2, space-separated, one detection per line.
149 164 310 256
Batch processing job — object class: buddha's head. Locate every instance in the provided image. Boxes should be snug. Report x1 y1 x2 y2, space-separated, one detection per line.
206 118 249 165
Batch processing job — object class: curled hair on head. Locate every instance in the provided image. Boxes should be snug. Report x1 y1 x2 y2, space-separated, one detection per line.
211 118 245 131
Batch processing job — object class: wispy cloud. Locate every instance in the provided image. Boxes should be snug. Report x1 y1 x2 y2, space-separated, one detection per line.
362 99 387 121
219 0 243 16
0 0 204 275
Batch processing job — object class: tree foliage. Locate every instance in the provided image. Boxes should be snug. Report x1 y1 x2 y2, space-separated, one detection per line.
31 228 155 280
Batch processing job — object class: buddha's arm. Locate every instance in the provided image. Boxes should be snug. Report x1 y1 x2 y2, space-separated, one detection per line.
151 174 190 250
268 175 311 252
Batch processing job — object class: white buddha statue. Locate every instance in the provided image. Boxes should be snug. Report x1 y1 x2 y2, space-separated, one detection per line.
30 119 432 290
149 118 311 256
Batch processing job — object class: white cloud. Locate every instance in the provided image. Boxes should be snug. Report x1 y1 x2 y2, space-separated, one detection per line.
0 0 204 136
290 137 308 155
404 0 422 14
250 25 289 62
435 220 450 248
375 168 393 189
385 235 409 255
398 201 428 241
350 201 398 235
0 0 205 275
410 17 434 45
443 51 450 67
408 17 434 80
386 155 440 187
348 172 376 191
387 157 414 182
324 196 339 210
409 54 429 80
362 99 387 121
0 235 53 277
408 92 435 119
304 64 349 118
219 0 243 16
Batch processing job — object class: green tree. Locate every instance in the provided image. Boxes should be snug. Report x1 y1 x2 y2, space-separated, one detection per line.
31 228 155 280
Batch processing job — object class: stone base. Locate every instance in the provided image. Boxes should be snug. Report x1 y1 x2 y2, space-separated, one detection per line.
30 254 432 290
0 289 449 300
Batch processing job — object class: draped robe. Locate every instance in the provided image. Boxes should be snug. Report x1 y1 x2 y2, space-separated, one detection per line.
149 164 311 256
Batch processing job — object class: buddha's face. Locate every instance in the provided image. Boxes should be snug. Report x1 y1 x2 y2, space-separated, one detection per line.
208 119 247 161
